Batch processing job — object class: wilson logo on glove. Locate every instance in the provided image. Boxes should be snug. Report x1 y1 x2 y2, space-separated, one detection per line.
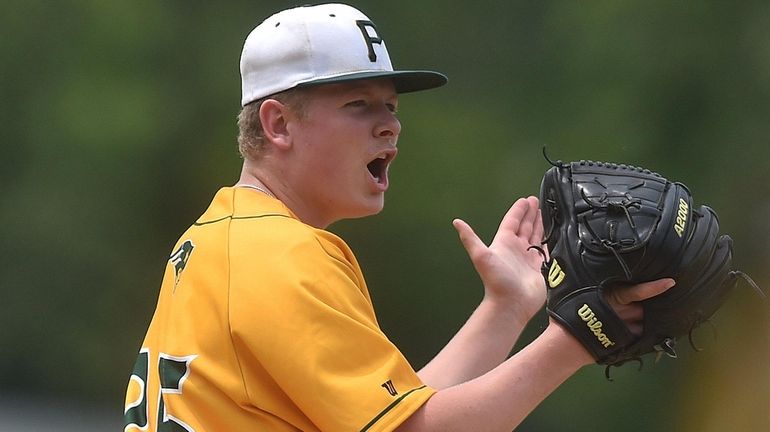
577 304 616 348
674 198 689 237
547 260 566 288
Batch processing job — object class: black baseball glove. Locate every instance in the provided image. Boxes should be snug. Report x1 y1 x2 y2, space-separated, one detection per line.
536 157 763 374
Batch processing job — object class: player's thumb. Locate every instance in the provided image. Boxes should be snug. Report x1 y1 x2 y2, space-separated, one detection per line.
452 218 489 266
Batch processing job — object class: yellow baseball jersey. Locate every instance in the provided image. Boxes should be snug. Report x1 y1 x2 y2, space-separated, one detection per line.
124 187 435 431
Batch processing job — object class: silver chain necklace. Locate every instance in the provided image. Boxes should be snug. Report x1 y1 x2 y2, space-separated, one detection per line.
234 183 275 199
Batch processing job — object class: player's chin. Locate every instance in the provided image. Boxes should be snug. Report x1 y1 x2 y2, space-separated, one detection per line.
364 197 386 216
335 193 385 221
353 195 386 218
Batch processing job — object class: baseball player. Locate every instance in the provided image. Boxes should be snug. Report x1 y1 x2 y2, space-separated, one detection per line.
123 4 673 431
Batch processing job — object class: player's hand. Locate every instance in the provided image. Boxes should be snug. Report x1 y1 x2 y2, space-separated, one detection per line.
453 196 547 325
604 278 676 335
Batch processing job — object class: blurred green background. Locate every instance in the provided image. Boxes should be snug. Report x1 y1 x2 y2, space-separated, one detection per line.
1 1 768 430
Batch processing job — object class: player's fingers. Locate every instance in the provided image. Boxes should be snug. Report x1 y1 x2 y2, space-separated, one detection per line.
627 320 643 336
613 302 643 322
517 196 539 240
497 197 529 235
607 278 676 306
608 300 645 335
530 203 544 246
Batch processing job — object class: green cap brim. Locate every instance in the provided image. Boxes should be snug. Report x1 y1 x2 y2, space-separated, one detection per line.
296 70 448 94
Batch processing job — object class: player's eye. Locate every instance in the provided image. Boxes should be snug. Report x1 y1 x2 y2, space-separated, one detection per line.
345 99 367 108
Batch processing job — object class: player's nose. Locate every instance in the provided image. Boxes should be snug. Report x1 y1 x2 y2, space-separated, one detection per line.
374 109 401 139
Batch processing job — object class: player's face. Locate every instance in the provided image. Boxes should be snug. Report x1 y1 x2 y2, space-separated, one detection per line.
286 79 401 228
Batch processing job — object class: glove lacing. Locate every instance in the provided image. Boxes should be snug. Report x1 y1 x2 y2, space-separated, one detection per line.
579 187 643 280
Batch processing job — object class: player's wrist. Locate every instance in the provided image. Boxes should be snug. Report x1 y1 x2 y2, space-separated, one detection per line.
480 288 542 330
484 272 545 317
543 318 595 367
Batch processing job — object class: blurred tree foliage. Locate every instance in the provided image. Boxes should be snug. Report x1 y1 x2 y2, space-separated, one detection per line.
1 1 768 430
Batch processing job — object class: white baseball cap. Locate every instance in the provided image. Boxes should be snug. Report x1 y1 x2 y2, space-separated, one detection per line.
239 3 448 106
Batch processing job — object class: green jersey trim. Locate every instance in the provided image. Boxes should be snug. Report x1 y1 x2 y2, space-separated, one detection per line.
359 385 427 432
194 213 291 226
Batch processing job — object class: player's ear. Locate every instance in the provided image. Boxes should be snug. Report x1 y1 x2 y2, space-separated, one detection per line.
259 99 292 150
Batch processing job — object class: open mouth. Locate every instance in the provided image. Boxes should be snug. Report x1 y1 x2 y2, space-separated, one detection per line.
366 150 396 185
367 157 387 182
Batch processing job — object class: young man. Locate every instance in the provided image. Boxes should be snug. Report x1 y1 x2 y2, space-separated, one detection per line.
123 4 673 431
